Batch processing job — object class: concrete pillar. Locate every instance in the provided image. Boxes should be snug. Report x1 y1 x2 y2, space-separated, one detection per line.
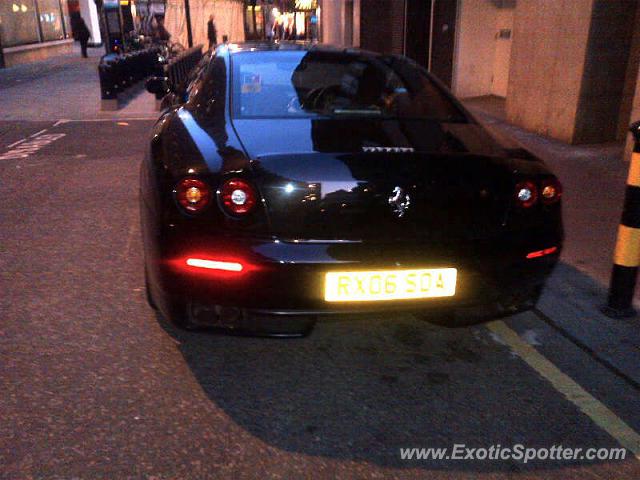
320 0 359 47
506 0 593 144
573 1 638 144
506 0 637 144
618 3 640 145
79 0 102 46
321 0 344 45
353 0 361 47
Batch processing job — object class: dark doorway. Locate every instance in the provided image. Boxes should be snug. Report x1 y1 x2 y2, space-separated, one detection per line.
405 0 432 68
430 0 457 88
360 0 398 54
404 0 457 88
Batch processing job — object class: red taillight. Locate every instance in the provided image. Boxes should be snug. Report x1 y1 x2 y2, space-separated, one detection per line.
219 178 257 215
175 178 211 213
186 258 244 272
526 246 558 259
514 181 538 208
171 255 258 277
540 178 562 205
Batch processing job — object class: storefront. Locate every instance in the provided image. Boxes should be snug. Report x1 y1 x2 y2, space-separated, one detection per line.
244 0 319 42
0 0 74 66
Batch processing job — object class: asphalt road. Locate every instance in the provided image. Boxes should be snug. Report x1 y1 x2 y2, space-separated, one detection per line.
1 119 639 479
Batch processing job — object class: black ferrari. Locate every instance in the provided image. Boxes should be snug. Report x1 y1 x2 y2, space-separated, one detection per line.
141 42 563 336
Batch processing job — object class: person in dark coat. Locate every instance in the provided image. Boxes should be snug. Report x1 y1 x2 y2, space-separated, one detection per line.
207 15 217 49
153 16 171 43
70 12 91 58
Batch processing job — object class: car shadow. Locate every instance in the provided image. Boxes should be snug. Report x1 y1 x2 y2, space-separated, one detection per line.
154 288 629 473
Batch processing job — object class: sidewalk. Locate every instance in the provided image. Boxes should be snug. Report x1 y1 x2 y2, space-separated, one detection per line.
465 95 640 388
0 45 157 121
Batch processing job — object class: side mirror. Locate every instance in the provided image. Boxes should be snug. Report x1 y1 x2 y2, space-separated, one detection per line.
146 76 170 99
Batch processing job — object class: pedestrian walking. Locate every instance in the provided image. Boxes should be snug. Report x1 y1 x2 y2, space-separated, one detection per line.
153 16 171 43
207 15 217 50
70 12 91 58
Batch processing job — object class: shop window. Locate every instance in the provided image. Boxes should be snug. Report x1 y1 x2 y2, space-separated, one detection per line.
38 0 66 41
59 0 72 39
245 4 264 40
0 1 41 47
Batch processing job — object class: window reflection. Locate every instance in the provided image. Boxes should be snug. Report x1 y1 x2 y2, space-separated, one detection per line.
0 1 41 47
230 50 467 122
0 0 69 47
38 0 65 41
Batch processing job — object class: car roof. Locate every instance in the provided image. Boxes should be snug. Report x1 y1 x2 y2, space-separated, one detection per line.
216 41 380 58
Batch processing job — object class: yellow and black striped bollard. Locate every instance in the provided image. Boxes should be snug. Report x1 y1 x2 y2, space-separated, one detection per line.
604 121 640 318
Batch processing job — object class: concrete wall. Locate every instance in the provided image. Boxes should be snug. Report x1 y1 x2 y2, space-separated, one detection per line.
491 7 514 97
3 40 74 68
321 0 360 47
452 0 515 99
165 0 245 47
453 0 497 98
573 0 638 144
79 0 102 45
507 0 638 144
321 0 343 45
353 0 361 47
506 0 593 143
617 1 640 141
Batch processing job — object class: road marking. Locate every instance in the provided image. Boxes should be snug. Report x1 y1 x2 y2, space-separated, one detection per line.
29 128 48 138
6 138 27 149
0 133 66 161
123 217 137 260
53 117 155 124
5 129 50 149
488 320 640 460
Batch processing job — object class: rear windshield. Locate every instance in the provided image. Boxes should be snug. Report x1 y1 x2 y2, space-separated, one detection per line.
230 50 467 122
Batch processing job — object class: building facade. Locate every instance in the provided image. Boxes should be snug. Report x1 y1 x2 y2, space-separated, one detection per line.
0 0 168 66
323 0 640 147
0 0 75 66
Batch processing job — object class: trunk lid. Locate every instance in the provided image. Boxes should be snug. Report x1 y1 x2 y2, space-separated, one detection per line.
250 151 514 242
232 117 516 242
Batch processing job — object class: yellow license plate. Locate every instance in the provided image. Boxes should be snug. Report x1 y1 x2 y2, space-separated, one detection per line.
324 268 457 302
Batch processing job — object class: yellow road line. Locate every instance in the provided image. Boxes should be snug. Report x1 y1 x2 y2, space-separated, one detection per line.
488 320 640 460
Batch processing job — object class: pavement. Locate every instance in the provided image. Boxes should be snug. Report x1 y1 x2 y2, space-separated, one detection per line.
0 45 157 121
1 52 640 479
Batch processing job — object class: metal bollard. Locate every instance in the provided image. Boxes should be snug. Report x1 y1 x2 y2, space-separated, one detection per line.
603 121 640 318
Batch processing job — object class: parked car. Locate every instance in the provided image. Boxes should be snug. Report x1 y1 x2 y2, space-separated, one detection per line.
141 42 563 336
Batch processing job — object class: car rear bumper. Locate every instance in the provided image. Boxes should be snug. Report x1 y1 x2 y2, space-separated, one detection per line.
150 232 561 318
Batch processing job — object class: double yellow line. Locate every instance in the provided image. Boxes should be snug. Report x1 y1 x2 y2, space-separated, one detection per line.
489 321 640 460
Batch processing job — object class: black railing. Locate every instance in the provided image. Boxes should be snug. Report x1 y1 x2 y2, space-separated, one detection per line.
164 45 203 95
98 47 161 101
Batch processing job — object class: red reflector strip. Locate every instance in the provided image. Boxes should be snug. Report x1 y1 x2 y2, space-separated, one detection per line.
186 258 244 272
526 246 558 259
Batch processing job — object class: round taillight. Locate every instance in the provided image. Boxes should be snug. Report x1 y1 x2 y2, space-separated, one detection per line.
515 180 538 208
175 178 211 213
219 178 257 215
541 178 562 205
